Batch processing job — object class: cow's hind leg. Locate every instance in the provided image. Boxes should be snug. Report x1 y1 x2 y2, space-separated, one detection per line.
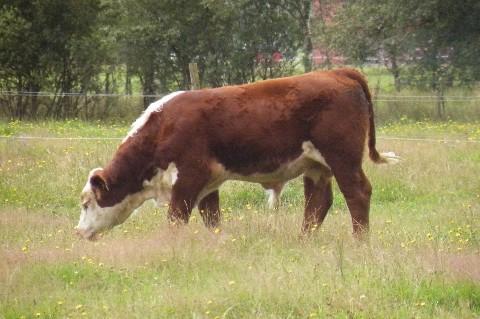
198 190 220 228
302 168 333 233
327 157 372 237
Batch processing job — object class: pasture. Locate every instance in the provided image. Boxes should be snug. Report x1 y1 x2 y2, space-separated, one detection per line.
0 120 479 318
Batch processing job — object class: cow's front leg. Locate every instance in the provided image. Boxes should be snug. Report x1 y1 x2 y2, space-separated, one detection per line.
168 166 210 225
198 190 220 228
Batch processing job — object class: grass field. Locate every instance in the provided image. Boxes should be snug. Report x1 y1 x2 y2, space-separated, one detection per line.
0 120 479 318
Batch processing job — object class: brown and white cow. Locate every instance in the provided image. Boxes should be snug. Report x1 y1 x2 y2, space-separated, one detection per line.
76 68 398 240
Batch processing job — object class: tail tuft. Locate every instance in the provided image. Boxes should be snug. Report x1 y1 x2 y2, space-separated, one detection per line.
377 152 402 164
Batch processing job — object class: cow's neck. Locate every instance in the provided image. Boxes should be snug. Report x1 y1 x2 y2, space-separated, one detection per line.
105 136 157 196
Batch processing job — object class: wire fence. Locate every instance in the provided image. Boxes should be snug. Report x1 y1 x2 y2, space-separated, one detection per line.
0 91 164 98
1 91 479 122
0 135 478 144
1 91 480 100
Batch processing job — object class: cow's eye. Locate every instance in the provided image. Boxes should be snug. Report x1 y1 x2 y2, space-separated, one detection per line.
82 200 90 210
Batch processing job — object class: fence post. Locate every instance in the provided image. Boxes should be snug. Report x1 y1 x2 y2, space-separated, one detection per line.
189 63 200 90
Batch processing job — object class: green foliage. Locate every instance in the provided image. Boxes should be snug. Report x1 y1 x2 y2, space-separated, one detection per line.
0 0 310 115
118 0 305 99
1 1 480 119
0 0 111 119
324 0 480 96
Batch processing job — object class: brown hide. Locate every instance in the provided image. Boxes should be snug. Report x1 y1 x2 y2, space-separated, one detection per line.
96 68 389 235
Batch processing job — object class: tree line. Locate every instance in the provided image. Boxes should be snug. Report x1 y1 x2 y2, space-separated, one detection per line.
0 0 478 119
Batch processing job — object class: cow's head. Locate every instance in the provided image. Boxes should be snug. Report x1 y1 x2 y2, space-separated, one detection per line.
75 164 177 240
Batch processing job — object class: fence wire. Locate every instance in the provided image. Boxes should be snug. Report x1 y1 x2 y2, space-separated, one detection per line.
1 91 480 101
0 91 164 98
1 91 479 124
0 135 478 144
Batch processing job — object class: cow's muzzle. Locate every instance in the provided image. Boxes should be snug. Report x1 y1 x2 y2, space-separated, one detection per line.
74 227 99 241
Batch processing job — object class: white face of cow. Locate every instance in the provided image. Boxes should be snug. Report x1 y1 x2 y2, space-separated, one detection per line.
75 164 178 240
75 168 132 240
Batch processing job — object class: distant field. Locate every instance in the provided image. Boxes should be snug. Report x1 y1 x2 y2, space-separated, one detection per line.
0 121 479 318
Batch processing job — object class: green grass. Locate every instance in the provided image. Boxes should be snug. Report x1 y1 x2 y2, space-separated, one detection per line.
378 120 480 140
0 121 479 318
362 67 397 93
0 120 129 138
360 67 480 123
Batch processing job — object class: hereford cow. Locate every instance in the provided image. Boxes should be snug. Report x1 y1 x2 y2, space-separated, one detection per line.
76 68 398 241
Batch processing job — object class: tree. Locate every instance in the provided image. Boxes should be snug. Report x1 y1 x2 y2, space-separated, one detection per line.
1 0 314 116
279 0 313 72
402 0 480 117
322 0 480 105
0 0 109 118
0 2 44 118
325 0 413 91
119 0 305 108
228 0 303 80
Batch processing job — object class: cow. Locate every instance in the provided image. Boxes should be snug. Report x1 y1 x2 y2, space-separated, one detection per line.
75 68 399 241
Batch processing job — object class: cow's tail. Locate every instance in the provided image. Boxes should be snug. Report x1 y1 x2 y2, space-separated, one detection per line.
335 68 400 164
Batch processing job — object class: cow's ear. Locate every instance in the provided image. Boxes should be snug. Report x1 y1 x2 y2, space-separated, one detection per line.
90 172 109 193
